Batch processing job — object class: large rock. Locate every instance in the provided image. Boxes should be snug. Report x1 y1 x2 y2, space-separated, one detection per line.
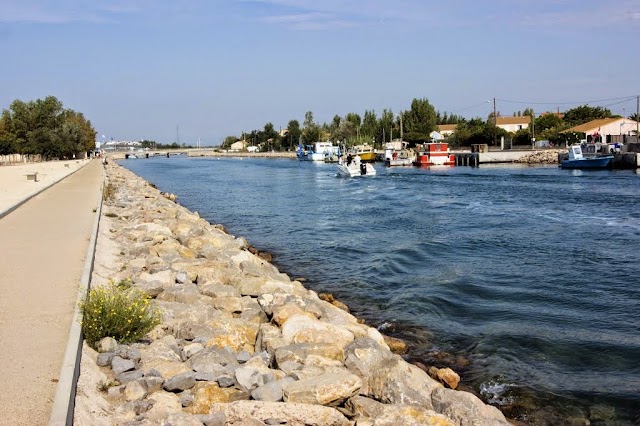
156 283 202 304
367 356 442 410
275 343 345 366
187 383 249 415
346 396 455 426
187 347 238 372
139 340 191 379
144 391 182 422
209 401 351 426
283 373 362 406
281 315 355 348
205 318 260 353
431 387 511 426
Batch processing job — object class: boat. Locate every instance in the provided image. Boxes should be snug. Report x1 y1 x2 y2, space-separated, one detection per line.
296 142 341 161
350 143 376 162
561 144 613 169
337 155 376 177
383 141 416 167
414 142 455 167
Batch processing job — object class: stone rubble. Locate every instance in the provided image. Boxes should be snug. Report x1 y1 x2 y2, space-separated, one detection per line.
514 149 562 165
74 162 511 425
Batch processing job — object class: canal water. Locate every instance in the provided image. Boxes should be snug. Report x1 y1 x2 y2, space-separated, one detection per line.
122 156 640 425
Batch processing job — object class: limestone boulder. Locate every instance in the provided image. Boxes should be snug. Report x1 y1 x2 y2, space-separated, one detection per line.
275 343 345 366
187 383 249 415
431 387 510 426
346 395 455 426
436 367 460 390
237 276 307 297
258 292 323 318
255 323 286 355
344 337 394 394
209 401 351 426
272 304 316 326
281 314 354 348
367 356 442 410
186 347 238 372
283 372 362 406
205 318 260 353
199 283 240 298
144 391 182 423
156 283 201 304
135 270 173 297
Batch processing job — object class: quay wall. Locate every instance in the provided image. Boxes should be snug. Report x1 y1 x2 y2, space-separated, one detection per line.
74 161 511 425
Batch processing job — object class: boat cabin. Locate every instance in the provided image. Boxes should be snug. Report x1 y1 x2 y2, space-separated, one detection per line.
414 142 455 166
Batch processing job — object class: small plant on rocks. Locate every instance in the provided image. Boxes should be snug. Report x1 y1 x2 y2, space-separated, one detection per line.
80 279 162 349
102 181 117 201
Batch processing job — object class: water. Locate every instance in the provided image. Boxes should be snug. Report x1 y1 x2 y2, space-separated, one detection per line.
122 156 640 425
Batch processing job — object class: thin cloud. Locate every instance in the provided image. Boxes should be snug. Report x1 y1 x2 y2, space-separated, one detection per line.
259 12 357 30
0 0 149 24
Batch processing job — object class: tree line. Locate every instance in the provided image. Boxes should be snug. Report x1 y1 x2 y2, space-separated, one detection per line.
223 98 635 151
0 96 97 158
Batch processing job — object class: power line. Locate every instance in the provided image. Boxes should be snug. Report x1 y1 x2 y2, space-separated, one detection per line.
495 95 637 106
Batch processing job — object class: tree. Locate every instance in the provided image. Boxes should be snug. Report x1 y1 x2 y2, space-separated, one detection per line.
403 98 437 143
0 96 95 158
287 119 302 149
563 105 612 126
361 110 377 143
629 113 640 122
302 111 320 144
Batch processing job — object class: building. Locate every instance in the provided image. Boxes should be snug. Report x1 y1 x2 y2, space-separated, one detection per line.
230 140 248 151
495 116 531 132
437 124 457 136
564 117 639 139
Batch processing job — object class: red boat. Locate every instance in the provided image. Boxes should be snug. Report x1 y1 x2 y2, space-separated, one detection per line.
414 143 455 167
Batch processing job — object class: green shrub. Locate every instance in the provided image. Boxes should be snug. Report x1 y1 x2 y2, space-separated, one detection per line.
102 182 117 201
80 279 162 349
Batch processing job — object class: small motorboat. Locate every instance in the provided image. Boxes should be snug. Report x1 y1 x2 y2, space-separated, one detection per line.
337 155 376 177
561 145 613 169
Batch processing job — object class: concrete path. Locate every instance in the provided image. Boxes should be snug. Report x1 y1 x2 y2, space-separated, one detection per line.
0 159 103 425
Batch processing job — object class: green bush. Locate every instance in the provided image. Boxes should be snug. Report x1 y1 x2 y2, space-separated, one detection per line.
80 279 162 349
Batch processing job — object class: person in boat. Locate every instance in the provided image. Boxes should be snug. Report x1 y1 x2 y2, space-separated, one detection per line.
347 153 353 166
354 154 361 167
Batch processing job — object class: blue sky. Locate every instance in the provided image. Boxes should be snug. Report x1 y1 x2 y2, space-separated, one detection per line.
1 0 639 145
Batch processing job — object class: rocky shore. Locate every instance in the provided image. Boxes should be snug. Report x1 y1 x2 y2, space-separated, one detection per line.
74 162 511 425
513 149 562 165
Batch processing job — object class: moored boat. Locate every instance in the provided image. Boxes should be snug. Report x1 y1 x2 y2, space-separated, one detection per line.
561 144 613 169
351 143 376 162
383 141 416 167
296 142 341 161
414 142 455 167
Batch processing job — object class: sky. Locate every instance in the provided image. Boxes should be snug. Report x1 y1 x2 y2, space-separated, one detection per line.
1 0 639 145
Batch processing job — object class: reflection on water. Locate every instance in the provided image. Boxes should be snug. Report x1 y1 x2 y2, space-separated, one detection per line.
123 157 640 425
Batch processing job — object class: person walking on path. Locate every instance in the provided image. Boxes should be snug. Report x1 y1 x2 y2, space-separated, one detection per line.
0 159 102 426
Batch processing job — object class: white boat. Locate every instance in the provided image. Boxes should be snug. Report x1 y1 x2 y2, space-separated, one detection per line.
296 142 341 161
383 141 415 167
337 156 376 177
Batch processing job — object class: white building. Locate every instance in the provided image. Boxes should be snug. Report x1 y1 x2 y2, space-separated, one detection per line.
495 116 531 132
565 117 639 139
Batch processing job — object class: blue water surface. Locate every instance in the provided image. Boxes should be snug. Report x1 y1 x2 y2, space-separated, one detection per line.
122 156 640 424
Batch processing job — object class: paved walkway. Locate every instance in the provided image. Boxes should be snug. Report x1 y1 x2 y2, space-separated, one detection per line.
0 159 103 425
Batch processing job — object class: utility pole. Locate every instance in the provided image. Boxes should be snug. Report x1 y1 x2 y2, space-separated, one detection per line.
493 98 497 146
